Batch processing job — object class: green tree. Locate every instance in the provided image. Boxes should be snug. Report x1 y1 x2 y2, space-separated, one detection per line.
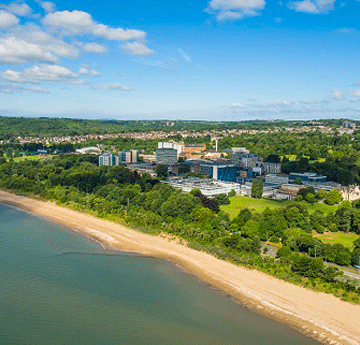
156 164 168 178
325 189 343 205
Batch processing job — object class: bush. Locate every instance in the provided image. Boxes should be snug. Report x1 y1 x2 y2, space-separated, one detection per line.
305 193 316 203
277 246 292 258
269 235 279 243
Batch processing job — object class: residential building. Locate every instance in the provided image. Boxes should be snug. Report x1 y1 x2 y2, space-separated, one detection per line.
99 153 117 166
156 148 178 165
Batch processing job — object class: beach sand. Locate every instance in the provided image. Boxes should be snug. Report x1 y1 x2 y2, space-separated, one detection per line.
1 190 360 345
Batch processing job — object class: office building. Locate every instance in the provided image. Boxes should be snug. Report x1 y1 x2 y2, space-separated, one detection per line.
156 148 178 165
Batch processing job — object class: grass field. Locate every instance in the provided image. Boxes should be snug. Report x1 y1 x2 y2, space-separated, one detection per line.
221 196 338 219
12 155 47 163
313 231 359 249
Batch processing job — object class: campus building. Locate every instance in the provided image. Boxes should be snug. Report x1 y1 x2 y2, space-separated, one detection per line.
99 153 117 166
156 148 178 165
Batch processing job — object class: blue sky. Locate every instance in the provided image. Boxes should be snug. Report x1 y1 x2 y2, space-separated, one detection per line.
0 0 360 121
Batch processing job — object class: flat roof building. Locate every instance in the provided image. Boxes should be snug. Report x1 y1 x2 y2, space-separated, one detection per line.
156 148 177 165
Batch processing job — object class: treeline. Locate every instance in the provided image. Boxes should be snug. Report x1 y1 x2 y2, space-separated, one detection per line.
0 155 359 302
0 116 356 140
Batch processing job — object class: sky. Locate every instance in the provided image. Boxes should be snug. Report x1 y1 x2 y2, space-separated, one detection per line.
0 0 360 121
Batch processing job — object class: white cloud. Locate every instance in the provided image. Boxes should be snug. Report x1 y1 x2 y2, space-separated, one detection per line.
92 83 132 91
231 102 247 107
1 64 83 83
78 67 100 76
178 48 191 63
0 84 50 93
42 10 146 41
0 10 19 27
331 89 343 100
35 0 56 13
82 42 107 53
0 3 32 16
354 89 360 97
206 0 266 21
288 0 336 14
121 41 154 56
0 37 58 64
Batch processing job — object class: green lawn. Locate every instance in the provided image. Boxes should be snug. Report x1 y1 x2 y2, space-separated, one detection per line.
221 196 338 219
221 196 292 218
313 231 359 249
12 155 47 162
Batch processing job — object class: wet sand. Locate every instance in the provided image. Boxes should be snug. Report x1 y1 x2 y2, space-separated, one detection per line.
1 190 360 345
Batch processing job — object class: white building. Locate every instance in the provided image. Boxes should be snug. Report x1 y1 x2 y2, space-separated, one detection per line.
158 142 184 158
99 153 117 166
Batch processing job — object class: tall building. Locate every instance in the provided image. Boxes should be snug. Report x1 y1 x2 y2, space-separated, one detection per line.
99 153 117 166
156 148 177 165
118 150 139 163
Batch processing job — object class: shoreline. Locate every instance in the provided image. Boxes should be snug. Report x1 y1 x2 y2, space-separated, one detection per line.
1 191 360 345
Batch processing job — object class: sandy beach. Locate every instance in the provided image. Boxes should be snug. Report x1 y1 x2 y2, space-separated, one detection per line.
1 190 360 345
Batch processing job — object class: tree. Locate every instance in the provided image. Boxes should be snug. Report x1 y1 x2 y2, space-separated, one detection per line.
228 189 236 197
305 193 316 203
251 179 263 199
156 164 168 178
294 177 303 185
276 246 292 258
351 248 360 267
325 189 343 205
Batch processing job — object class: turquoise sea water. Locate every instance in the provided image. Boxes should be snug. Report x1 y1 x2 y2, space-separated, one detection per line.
0 203 320 345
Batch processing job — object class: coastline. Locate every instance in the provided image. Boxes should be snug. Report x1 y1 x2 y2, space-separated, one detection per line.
1 190 360 345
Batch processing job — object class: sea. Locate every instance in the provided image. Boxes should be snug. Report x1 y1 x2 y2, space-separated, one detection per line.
0 203 320 345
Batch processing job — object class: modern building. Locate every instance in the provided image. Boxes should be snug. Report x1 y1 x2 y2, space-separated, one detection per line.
164 178 241 197
231 153 263 169
289 172 327 183
158 142 184 157
265 174 289 185
99 153 117 166
263 162 281 174
118 149 139 164
156 148 178 165
213 165 237 182
75 146 102 155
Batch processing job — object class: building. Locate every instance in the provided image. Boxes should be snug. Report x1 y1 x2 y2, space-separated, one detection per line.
118 149 139 164
265 174 289 186
75 146 102 155
164 178 241 197
289 172 327 183
183 143 207 159
232 153 263 169
99 153 117 166
263 162 281 174
213 165 237 182
156 148 178 165
158 142 184 157
232 147 250 154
